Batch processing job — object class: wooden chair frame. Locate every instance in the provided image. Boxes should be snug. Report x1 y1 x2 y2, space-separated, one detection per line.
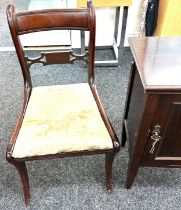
6 1 120 205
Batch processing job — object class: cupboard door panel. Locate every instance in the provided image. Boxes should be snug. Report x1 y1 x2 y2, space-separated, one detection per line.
142 95 181 165
158 102 181 157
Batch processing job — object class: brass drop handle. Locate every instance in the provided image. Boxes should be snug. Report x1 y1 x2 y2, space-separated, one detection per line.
150 125 161 154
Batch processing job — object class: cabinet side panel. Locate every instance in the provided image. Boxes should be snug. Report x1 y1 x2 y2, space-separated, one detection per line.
127 69 146 155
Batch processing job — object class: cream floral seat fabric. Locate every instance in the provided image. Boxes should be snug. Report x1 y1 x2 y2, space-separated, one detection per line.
13 83 113 158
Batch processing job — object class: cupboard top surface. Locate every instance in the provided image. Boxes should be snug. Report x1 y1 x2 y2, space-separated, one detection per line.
129 37 181 93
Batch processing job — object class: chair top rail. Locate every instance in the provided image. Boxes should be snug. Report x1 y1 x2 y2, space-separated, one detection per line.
7 4 92 35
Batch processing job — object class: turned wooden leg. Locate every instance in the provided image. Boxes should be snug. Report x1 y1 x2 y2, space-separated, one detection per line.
13 162 30 205
105 152 116 192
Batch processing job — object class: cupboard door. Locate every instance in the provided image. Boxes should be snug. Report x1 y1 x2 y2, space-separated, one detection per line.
141 94 181 167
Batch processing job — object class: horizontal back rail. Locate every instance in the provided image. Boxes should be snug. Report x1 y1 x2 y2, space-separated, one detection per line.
14 9 90 35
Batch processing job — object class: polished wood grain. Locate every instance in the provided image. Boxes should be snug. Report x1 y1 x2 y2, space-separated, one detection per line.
15 9 89 34
123 37 181 189
6 1 120 205
129 37 181 93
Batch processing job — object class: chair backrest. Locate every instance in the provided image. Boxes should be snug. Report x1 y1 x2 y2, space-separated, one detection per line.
7 0 95 90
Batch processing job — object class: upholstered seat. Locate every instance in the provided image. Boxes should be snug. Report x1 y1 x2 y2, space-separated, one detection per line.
13 83 113 158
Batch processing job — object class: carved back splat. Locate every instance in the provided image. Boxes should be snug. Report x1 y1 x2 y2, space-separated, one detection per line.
25 51 89 67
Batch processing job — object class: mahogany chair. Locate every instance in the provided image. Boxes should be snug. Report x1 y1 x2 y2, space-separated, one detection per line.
6 0 120 205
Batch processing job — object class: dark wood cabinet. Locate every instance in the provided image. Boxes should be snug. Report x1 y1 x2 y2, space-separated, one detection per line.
122 37 181 188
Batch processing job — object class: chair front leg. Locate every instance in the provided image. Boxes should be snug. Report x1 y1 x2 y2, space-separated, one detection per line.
105 152 116 192
12 161 30 205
